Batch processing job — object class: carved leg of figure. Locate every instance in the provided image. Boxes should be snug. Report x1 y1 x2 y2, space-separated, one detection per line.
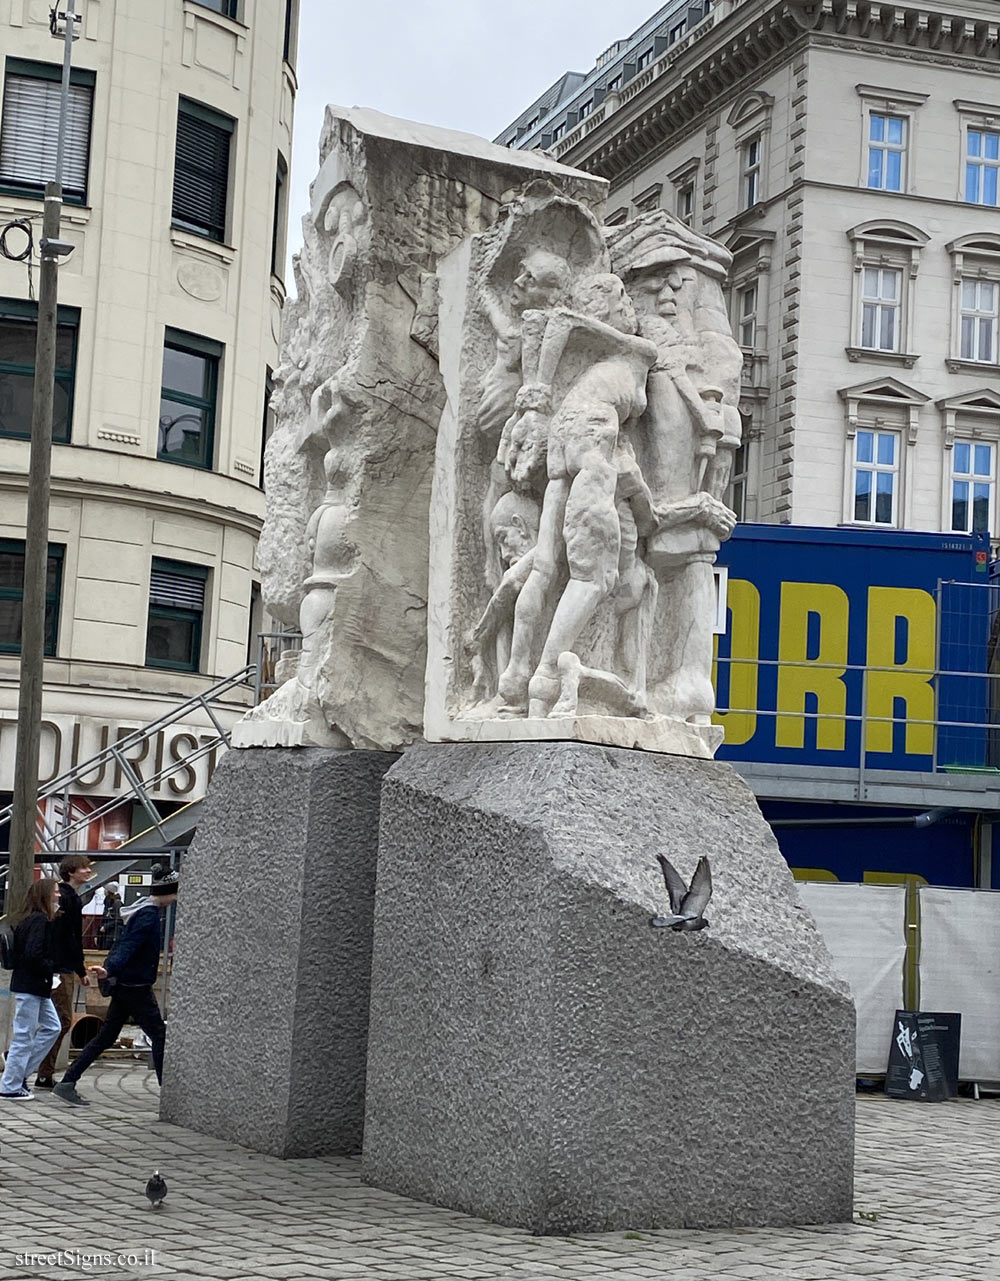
296 584 338 696
616 563 658 711
654 558 717 722
612 500 657 710
497 478 568 715
529 454 620 718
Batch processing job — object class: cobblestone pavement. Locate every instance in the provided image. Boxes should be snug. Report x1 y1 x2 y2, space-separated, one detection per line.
1 1065 998 1281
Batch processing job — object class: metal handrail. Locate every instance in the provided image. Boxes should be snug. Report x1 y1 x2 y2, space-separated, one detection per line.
0 664 254 833
0 666 254 857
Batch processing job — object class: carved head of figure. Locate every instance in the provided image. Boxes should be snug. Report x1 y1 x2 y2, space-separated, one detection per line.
510 249 571 313
573 272 638 336
624 248 696 325
489 490 540 569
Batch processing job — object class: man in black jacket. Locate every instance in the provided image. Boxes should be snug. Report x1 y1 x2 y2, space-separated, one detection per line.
35 854 94 1090
53 871 178 1107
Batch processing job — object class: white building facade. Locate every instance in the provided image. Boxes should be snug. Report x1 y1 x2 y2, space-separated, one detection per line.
0 0 296 843
500 0 1000 541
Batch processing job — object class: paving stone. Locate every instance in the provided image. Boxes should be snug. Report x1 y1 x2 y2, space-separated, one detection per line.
4 1065 1000 1279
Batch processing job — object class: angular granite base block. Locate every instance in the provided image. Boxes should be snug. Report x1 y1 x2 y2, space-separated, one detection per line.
161 746 395 1156
362 741 855 1233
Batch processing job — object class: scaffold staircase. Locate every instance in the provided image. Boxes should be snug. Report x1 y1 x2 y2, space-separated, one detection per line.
0 664 254 871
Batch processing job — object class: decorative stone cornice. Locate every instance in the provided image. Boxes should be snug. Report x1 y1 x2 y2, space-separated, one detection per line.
559 1 1000 185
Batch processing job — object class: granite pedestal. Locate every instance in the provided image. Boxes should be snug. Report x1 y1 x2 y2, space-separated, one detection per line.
362 741 855 1233
161 746 395 1156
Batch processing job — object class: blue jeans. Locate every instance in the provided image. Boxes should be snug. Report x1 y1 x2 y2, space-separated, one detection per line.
1 994 62 1093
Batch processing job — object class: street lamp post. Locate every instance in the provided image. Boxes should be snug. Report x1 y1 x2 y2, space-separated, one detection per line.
5 2 79 918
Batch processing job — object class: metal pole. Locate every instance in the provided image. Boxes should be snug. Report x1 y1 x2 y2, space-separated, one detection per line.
6 2 75 918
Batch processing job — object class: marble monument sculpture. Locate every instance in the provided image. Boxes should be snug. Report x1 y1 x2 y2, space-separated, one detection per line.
167 107 855 1234
242 117 743 759
428 200 743 757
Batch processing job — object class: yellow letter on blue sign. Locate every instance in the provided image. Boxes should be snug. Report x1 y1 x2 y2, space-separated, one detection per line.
865 587 935 755
775 583 849 750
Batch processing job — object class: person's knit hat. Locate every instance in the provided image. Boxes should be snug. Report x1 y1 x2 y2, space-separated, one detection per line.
104 881 122 896
148 870 180 897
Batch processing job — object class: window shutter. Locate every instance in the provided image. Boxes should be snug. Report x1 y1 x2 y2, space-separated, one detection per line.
0 75 91 199
172 104 232 242
150 567 206 612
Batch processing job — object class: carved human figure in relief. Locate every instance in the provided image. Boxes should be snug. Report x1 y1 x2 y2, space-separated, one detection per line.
477 251 571 592
610 216 742 723
467 490 540 706
495 273 658 718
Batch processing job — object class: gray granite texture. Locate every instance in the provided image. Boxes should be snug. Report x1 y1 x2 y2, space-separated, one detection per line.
161 746 396 1156
362 740 855 1234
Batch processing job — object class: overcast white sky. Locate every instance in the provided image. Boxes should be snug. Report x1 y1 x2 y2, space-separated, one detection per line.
286 0 661 282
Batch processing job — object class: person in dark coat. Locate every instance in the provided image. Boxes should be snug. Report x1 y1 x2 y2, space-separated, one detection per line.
53 871 178 1107
34 854 94 1090
97 881 123 950
1 878 62 1101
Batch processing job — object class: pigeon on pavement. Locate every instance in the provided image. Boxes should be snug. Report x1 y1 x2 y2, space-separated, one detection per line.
650 854 712 931
145 1170 167 1210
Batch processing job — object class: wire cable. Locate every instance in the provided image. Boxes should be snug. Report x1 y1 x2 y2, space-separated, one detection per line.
0 217 36 298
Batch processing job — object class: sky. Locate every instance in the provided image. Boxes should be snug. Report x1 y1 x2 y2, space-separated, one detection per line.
286 0 662 283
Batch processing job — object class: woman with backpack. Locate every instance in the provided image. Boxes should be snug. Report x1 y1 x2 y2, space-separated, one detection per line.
0 878 62 1101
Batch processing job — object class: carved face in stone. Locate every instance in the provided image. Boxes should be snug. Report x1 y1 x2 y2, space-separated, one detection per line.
573 273 638 336
627 261 693 321
489 491 540 569
510 250 571 313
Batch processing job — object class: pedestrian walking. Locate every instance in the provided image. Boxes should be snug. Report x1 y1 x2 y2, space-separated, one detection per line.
0 878 63 1101
53 870 178 1107
97 881 124 950
34 854 94 1091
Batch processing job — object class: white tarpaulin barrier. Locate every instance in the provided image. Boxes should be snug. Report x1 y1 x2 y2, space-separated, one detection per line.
918 887 1000 1083
797 881 907 1075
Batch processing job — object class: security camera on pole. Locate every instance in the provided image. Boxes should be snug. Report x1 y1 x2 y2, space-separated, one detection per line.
4 3 80 931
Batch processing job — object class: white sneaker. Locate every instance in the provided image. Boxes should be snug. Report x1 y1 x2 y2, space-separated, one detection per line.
0 1087 35 1101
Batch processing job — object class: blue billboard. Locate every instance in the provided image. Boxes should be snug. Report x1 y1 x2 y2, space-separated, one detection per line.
714 525 992 773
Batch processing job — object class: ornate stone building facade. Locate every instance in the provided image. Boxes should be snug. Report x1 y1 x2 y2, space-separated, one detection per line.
0 0 296 832
500 0 1000 541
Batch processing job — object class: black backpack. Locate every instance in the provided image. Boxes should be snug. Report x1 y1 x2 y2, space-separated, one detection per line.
0 921 14 970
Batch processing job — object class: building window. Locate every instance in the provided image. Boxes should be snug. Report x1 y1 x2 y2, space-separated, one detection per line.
0 540 63 656
678 183 694 225
852 429 899 524
859 267 902 352
146 559 207 673
0 298 79 442
738 284 757 349
607 75 622 92
669 20 686 44
0 59 94 204
965 129 1000 207
742 134 762 208
283 0 299 65
951 441 994 535
867 114 906 191
259 367 274 490
727 441 748 521
157 329 221 470
271 153 288 278
577 100 593 120
192 0 238 15
959 279 999 364
636 47 654 70
551 122 565 142
172 97 234 243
